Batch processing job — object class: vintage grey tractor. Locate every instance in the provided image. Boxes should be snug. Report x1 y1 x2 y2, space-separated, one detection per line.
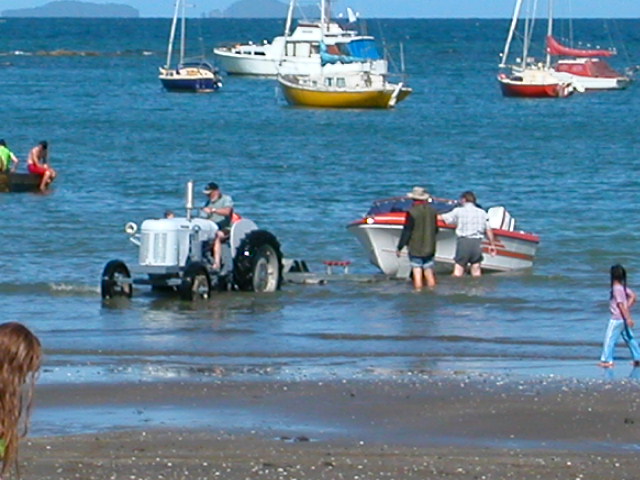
101 181 283 301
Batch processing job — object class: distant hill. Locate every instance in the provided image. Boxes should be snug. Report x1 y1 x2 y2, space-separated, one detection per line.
2 1 139 18
213 0 316 19
223 0 288 18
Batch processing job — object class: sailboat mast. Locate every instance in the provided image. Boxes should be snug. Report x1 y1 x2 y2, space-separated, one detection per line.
280 0 296 68
284 0 295 36
180 0 186 64
522 0 539 69
165 0 180 68
500 0 524 68
545 0 553 67
321 0 330 31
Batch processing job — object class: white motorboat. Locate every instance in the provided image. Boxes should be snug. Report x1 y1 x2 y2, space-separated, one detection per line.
213 0 387 77
347 196 540 278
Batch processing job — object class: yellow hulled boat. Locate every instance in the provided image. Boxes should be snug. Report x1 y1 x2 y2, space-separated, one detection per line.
278 72 412 109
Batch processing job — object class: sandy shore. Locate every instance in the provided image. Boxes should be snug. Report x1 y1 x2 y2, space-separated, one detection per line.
20 375 640 479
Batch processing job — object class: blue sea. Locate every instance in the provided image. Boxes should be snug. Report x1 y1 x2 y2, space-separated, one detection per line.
2 17 640 434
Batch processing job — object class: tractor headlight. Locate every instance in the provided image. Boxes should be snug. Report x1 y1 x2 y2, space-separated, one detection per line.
124 222 138 235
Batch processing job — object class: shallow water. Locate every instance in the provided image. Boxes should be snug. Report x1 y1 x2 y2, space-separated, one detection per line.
2 18 640 426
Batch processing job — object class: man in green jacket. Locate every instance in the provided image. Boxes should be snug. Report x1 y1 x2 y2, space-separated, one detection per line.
396 186 439 290
0 139 19 172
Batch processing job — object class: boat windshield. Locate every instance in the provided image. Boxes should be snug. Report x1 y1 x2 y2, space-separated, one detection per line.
365 197 457 216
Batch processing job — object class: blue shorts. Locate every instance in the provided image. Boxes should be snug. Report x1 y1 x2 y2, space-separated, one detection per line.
409 255 434 270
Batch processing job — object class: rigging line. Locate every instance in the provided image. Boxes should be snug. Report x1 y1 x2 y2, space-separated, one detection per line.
522 0 539 65
374 18 399 75
568 0 574 46
296 0 308 23
609 19 631 64
196 13 207 61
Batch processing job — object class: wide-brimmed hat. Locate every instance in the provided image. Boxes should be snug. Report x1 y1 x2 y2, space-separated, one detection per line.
407 186 430 201
202 182 219 194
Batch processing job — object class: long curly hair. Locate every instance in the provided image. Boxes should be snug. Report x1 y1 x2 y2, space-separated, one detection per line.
0 322 41 478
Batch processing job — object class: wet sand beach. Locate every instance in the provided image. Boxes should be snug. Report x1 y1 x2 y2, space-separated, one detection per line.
22 375 640 479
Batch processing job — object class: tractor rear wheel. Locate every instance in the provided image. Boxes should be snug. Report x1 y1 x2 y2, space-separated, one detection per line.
101 260 132 300
233 230 283 292
179 262 211 301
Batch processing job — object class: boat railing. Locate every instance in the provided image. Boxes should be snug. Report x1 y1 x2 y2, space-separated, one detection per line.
384 71 411 85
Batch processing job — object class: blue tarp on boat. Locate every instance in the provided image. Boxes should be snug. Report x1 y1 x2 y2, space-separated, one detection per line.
345 39 382 60
320 39 382 66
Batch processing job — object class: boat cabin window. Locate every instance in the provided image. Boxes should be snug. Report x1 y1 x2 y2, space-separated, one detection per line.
325 77 334 87
336 77 346 88
286 42 311 58
298 43 311 57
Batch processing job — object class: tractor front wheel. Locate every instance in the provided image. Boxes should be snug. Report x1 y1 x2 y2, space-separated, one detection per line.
179 262 211 301
101 260 132 300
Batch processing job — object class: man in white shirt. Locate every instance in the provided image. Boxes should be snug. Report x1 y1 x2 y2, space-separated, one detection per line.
439 191 497 277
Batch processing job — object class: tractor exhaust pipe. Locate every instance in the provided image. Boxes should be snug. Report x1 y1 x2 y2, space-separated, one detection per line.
185 180 194 221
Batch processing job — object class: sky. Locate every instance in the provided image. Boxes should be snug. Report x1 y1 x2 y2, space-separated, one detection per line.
1 0 640 18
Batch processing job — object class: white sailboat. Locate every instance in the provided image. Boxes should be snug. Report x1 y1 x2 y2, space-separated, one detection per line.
159 0 222 93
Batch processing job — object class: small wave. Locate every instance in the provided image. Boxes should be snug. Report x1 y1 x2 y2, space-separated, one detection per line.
0 49 158 57
0 282 98 296
49 283 99 295
296 332 597 349
0 50 31 56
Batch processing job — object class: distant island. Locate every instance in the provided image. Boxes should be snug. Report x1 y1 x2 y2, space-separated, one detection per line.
2 1 139 18
209 0 316 19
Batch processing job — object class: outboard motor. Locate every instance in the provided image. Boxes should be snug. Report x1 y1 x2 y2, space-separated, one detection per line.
487 206 515 231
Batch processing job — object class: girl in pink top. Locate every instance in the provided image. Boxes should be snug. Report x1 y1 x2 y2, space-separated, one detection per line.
599 264 640 368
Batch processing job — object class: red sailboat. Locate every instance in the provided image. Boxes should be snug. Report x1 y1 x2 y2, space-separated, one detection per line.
547 35 632 90
498 0 574 98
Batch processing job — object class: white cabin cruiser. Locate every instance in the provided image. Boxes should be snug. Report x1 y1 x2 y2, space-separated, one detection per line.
348 196 540 278
213 0 387 77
